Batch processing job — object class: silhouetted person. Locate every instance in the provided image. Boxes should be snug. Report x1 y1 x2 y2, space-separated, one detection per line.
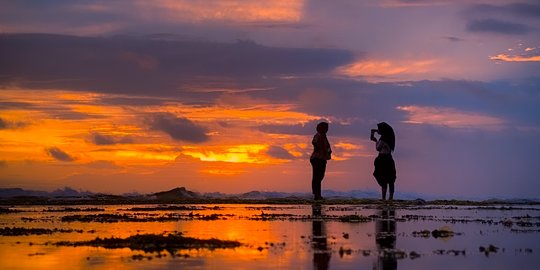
310 122 332 200
374 207 397 270
312 204 331 270
371 122 396 201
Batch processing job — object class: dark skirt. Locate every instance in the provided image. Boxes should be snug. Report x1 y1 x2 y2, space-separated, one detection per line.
373 154 396 187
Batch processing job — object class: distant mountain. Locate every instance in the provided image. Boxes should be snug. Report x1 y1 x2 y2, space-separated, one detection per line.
152 187 200 200
0 188 47 198
50 187 93 197
0 186 431 200
0 187 93 198
2 186 537 202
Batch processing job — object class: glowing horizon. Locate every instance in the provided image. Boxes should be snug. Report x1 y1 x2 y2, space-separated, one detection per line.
1 0 540 198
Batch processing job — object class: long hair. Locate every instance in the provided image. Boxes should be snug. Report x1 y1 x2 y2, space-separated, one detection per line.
377 122 395 151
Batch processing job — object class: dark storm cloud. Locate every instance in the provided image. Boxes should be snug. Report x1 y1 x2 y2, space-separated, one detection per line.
90 132 134 145
0 34 353 95
46 147 75 162
0 117 28 129
266 146 295 160
91 132 115 145
463 2 540 36
505 2 540 17
467 3 540 18
466 19 530 35
147 113 209 143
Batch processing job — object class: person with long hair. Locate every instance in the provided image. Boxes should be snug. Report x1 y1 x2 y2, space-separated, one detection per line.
370 122 396 201
310 122 332 200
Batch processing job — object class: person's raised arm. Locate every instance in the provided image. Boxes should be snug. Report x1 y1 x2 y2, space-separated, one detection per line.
370 129 378 142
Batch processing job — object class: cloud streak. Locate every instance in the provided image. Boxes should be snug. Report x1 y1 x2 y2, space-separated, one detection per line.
397 105 505 129
134 0 305 23
490 54 540 62
335 59 439 82
0 34 353 95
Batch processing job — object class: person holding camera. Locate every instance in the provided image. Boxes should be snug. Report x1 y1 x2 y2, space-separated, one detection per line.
370 122 396 201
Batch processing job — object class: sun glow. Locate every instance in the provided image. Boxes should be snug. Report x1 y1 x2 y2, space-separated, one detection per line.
182 144 271 164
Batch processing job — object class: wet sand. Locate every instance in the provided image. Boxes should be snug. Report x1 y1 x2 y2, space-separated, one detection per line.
1 202 539 269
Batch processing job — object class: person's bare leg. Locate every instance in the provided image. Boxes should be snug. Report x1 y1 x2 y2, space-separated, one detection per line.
389 183 394 201
381 186 387 201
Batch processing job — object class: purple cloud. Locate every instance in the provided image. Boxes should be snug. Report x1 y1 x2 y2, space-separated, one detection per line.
467 19 530 35
46 147 75 162
147 113 209 143
267 146 295 160
90 132 133 145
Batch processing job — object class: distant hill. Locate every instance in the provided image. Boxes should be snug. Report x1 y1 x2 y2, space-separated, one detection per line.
0 187 92 198
1 186 538 203
0 186 437 200
152 187 200 200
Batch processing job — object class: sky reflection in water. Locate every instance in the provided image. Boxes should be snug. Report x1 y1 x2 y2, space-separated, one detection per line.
0 204 539 269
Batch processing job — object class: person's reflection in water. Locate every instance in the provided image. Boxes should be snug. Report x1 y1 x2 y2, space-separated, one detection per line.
374 206 397 270
312 204 331 270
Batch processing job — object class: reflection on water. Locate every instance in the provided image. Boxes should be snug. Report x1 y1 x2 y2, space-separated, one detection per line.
375 206 397 270
312 204 331 270
1 204 540 269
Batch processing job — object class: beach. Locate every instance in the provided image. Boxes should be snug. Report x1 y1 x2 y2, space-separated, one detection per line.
1 201 539 269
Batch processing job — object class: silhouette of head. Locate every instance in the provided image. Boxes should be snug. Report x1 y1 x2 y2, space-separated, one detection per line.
377 122 395 151
316 122 329 134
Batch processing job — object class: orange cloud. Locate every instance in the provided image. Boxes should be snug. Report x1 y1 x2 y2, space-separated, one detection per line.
331 142 371 160
158 103 316 126
334 142 361 151
136 0 304 23
336 59 438 82
489 54 540 62
397 105 505 129
0 88 325 189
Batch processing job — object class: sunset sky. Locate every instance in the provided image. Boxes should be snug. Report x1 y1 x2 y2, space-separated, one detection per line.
1 0 539 198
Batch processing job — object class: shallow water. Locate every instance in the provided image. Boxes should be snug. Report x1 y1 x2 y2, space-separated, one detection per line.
0 204 539 269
